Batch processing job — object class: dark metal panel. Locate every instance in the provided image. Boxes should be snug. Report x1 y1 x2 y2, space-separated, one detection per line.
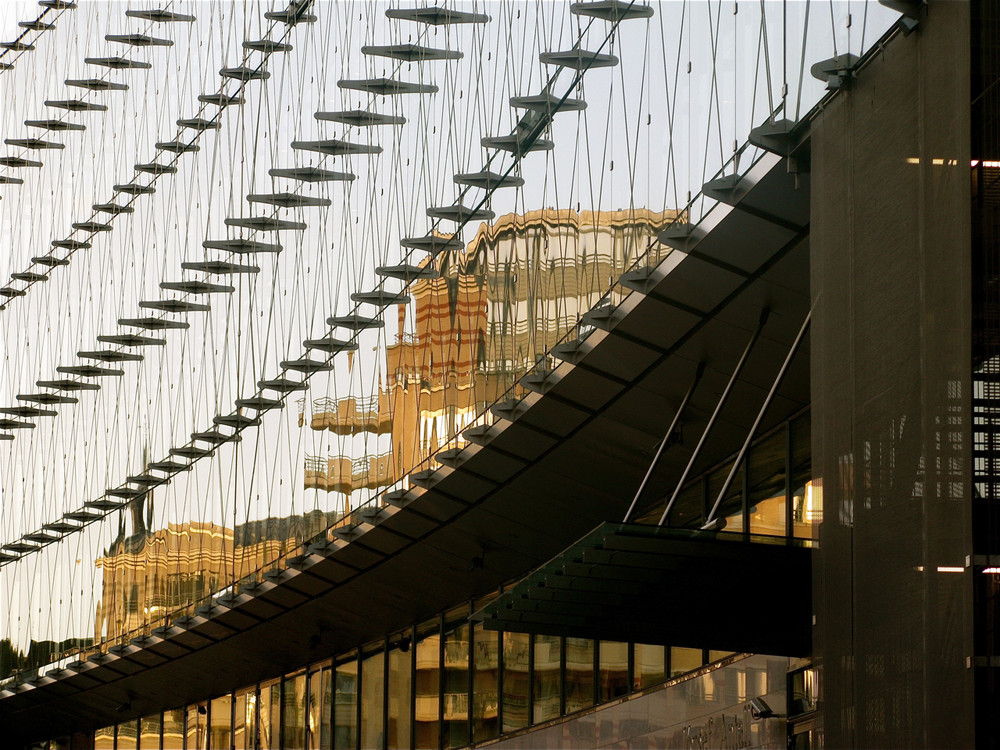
811 3 975 746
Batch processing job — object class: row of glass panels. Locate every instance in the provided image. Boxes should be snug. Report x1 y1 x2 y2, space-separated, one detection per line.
77 600 734 750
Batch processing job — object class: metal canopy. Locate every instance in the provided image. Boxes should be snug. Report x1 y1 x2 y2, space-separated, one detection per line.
1 150 812 743
473 522 813 657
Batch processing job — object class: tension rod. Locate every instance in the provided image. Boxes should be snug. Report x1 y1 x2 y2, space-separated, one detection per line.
622 362 705 523
658 308 771 526
703 309 812 529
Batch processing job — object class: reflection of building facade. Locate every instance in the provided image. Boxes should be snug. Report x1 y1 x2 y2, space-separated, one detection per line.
303 208 679 489
94 511 340 643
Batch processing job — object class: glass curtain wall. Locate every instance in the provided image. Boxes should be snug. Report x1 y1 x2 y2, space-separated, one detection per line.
386 636 412 749
334 654 358 750
471 623 499 743
502 632 531 732
442 611 470 748
360 648 385 750
77 611 738 750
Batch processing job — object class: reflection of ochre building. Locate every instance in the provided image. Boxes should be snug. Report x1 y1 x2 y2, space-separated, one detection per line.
304 208 680 487
94 511 339 643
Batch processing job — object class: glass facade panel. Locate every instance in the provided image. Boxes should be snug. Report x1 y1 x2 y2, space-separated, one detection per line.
633 643 666 690
234 689 255 750
790 412 818 538
140 713 162 750
442 616 470 748
709 650 736 663
471 624 499 742
748 428 788 536
670 647 704 678
709 463 744 533
163 708 185 750
387 640 412 749
284 673 307 750
414 625 440 749
210 695 232 750
116 719 138 750
95 726 115 750
598 641 629 702
308 667 332 750
334 656 358 750
533 634 561 723
564 638 594 714
502 631 531 732
186 704 207 750
259 679 281 750
360 649 385 750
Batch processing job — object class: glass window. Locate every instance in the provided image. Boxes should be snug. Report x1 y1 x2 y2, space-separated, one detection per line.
140 713 161 750
234 688 256 750
598 641 629 702
502 632 530 732
308 666 332 750
670 646 704 678
442 614 469 748
414 623 440 749
471 624 498 742
186 704 207 750
284 673 307 750
387 637 412 749
709 650 736 663
210 695 232 750
532 634 561 723
163 708 185 750
334 655 358 750
361 648 385 750
117 719 138 750
633 643 665 690
790 412 817 538
708 462 744 533
748 428 788 536
563 638 594 714
95 726 115 750
259 679 281 750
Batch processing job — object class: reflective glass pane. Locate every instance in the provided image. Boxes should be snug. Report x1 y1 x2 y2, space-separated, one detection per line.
335 655 359 750
442 619 469 748
670 646 704 678
361 649 385 750
708 462 743 533
117 719 138 750
502 631 530 732
748 429 788 536
259 679 281 750
284 673 307 750
163 708 185 750
140 713 161 750
709 650 737 663
308 668 330 750
790 412 818 538
387 640 412 749
321 668 334 750
564 638 594 714
533 634 561 723
633 643 665 690
414 625 440 749
234 689 254 750
186 704 207 750
95 726 115 750
598 641 629 702
211 694 232 750
471 624 498 742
